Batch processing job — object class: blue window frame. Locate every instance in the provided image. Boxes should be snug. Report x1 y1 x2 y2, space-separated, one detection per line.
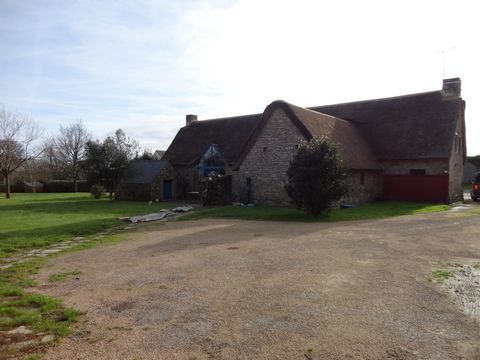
198 144 226 177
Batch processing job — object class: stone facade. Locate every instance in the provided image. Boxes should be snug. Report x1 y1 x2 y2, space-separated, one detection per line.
151 163 181 201
345 170 383 204
165 79 466 205
380 159 449 175
116 162 180 201
238 109 304 205
237 109 381 205
448 105 466 202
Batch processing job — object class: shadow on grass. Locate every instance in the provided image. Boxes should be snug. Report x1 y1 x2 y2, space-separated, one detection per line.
0 198 179 215
0 218 125 258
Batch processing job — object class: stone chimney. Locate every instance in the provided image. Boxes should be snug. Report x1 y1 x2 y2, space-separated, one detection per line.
441 78 461 98
186 114 198 126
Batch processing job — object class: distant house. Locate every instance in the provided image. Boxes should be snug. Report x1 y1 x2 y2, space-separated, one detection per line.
115 160 179 201
152 150 165 160
463 157 480 183
163 78 466 205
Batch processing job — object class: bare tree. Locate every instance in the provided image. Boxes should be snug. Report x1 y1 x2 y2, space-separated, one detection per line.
41 137 61 178
0 106 42 198
16 158 51 192
54 120 90 192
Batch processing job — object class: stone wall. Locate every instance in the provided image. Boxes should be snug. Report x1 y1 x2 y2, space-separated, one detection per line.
116 162 181 201
237 109 380 205
200 175 233 206
174 166 198 193
345 170 383 204
238 109 304 205
151 162 181 201
380 159 449 175
448 108 466 202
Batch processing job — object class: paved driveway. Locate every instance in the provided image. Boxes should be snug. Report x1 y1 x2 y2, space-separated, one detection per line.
36 208 480 360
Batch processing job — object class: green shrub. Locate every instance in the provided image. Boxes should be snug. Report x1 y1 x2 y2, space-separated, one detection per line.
284 136 348 216
90 184 106 199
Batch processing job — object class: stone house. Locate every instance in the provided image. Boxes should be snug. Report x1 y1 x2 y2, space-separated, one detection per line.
463 158 480 184
115 160 179 201
163 78 466 205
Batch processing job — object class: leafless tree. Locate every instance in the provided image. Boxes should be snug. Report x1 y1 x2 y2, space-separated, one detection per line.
16 158 51 192
41 137 61 177
54 120 90 192
0 106 42 198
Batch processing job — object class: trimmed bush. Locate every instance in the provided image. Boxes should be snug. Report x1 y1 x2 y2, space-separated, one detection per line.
284 136 348 216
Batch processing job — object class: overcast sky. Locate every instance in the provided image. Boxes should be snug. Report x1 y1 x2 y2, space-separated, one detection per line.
1 0 479 155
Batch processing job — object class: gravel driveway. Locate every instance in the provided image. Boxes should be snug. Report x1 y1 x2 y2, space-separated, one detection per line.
35 208 480 359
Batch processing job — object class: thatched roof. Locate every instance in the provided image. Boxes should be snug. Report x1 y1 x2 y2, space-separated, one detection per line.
163 88 463 170
163 114 261 166
310 91 464 160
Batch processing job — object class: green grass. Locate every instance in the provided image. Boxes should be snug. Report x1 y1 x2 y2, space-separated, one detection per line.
0 291 81 335
432 270 455 282
0 192 178 259
181 201 449 222
48 270 82 282
0 192 178 349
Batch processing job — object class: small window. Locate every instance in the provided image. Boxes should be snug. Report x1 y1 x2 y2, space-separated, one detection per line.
263 146 267 152
410 169 426 175
294 144 299 149
360 172 365 185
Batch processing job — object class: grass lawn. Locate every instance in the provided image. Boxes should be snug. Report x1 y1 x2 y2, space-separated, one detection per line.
0 192 178 259
0 192 178 348
181 201 450 222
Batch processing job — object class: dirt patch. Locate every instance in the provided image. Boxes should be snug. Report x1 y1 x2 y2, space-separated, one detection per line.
34 212 480 359
434 263 480 319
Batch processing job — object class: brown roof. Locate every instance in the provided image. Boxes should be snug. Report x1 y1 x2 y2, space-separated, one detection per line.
163 114 261 166
287 103 379 169
310 91 464 160
233 101 378 169
163 89 463 169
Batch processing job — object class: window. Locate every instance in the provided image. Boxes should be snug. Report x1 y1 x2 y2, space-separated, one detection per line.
263 146 267 152
409 169 426 175
198 144 226 177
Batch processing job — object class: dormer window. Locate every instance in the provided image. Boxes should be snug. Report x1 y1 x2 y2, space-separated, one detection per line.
198 144 226 177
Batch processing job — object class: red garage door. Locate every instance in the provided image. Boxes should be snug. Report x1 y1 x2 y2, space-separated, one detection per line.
383 175 449 203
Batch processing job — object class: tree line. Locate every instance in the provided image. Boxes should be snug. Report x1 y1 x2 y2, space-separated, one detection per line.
0 105 152 199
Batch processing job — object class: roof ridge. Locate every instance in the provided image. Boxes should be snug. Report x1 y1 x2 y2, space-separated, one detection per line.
190 113 262 124
308 90 440 109
285 101 355 125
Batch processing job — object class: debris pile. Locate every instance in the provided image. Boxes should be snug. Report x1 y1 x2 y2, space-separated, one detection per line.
127 205 194 223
